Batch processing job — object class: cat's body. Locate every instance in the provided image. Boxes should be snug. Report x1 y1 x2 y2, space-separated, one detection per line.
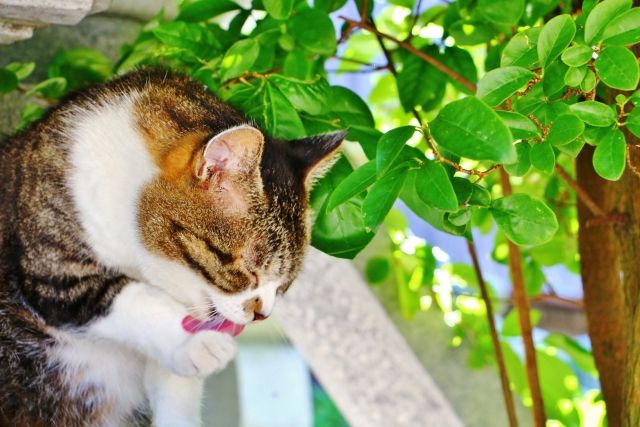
0 69 342 426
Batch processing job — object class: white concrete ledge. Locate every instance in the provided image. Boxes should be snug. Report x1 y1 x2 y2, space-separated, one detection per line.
276 248 465 427
0 0 112 43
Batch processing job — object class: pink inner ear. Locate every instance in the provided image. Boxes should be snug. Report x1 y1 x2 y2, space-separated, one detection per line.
203 138 234 172
200 125 265 177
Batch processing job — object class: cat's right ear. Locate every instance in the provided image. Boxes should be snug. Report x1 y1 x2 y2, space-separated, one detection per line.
195 125 264 180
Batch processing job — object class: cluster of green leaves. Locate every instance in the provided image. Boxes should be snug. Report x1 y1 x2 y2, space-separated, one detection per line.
2 0 640 425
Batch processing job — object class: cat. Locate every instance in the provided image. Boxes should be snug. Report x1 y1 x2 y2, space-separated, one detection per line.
0 69 343 426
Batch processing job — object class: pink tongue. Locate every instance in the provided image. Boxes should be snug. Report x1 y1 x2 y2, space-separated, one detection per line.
181 315 245 337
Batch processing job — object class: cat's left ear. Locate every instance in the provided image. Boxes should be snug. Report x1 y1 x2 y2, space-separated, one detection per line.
197 125 264 179
289 131 346 187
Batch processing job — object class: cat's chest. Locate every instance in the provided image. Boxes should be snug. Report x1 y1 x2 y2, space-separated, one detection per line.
49 331 148 426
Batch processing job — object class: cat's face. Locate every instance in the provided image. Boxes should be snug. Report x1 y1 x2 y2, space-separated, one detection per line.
132 76 342 324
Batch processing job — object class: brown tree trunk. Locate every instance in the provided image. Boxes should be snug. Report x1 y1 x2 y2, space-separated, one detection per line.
576 132 640 426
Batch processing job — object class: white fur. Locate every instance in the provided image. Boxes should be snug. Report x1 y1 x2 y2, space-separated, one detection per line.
61 95 281 426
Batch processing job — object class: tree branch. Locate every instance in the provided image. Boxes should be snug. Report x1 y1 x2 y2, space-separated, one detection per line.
500 169 547 427
555 164 606 217
466 240 519 427
339 16 477 93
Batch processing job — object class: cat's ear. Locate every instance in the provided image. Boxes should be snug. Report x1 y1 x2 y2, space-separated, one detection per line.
196 125 264 179
289 131 346 187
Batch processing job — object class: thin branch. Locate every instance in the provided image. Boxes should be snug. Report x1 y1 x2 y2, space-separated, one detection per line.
327 65 389 74
555 164 606 217
339 16 477 93
404 0 424 42
360 0 369 25
365 18 497 179
467 240 520 427
500 169 547 427
331 55 379 66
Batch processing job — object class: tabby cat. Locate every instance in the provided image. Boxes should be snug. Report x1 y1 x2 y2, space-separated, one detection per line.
0 69 343 426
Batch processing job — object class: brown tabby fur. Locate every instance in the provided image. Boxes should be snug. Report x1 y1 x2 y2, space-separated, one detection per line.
0 69 343 426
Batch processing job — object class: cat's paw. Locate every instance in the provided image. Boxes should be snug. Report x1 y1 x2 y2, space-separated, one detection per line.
170 331 236 378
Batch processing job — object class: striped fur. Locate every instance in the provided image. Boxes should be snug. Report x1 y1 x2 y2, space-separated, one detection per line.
0 69 343 426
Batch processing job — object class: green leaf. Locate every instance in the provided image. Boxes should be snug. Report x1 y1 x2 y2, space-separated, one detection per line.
564 66 587 87
365 257 391 284
449 20 496 46
452 177 473 205
269 75 329 115
415 161 459 211
569 101 617 127
477 66 535 107
524 259 545 295
264 0 293 20
376 126 416 177
504 142 532 176
397 46 447 112
537 14 576 68
177 0 240 21
441 47 478 94
547 114 585 146
152 21 221 59
283 50 312 79
26 77 67 99
311 158 375 258
362 167 409 230
221 79 305 139
400 170 467 236
477 0 524 25
430 96 516 163
627 106 640 137
220 39 260 82
490 194 559 245
581 69 597 92
288 8 336 55
496 111 540 139
327 160 376 211
560 45 593 67
0 69 18 94
593 128 626 181
602 8 640 45
501 27 541 69
542 60 569 98
4 62 35 80
557 138 586 158
18 104 45 130
447 208 471 226
469 184 491 207
48 48 112 91
530 141 556 174
315 0 349 12
545 333 597 375
595 46 640 91
584 0 632 44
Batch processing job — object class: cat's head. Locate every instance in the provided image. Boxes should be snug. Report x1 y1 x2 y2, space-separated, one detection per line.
132 73 343 325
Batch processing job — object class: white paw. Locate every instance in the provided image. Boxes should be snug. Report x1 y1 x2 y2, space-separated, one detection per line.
170 331 236 378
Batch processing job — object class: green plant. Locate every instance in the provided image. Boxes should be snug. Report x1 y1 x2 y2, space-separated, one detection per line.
2 0 640 425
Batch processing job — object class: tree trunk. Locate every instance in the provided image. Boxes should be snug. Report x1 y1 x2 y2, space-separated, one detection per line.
576 132 640 426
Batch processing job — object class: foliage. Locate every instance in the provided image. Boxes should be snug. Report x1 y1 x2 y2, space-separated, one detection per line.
2 0 640 425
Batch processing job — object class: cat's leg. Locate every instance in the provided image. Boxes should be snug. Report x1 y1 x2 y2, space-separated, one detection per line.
88 281 236 378
144 360 204 427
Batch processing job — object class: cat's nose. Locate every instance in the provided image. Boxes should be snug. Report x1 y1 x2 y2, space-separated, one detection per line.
253 311 268 321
